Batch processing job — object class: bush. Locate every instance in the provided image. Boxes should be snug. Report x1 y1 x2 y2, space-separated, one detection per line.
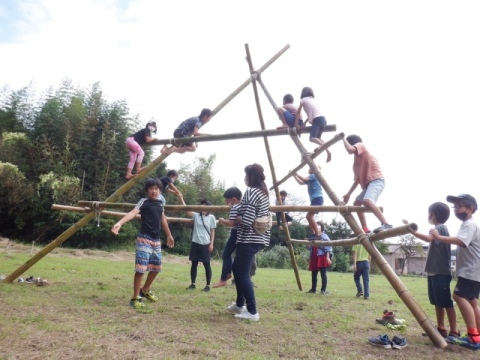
257 245 292 269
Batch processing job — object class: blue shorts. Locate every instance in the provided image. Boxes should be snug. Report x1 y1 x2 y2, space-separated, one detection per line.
310 197 324 213
356 178 385 203
309 116 326 139
427 274 454 308
284 111 303 127
135 233 162 273
454 276 480 301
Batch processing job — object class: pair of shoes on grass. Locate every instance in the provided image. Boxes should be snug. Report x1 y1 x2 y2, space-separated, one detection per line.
186 284 210 292
226 302 259 321
368 334 407 349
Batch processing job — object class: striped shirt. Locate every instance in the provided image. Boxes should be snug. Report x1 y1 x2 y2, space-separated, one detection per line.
237 187 270 247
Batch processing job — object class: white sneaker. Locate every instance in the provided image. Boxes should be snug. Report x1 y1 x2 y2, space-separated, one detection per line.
227 302 247 314
234 312 260 321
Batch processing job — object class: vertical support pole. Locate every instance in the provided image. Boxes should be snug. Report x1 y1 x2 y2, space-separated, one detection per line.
245 43 303 290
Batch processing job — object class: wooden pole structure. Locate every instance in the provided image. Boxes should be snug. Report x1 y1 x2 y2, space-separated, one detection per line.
245 43 303 291
287 134 447 348
149 124 336 147
270 132 344 190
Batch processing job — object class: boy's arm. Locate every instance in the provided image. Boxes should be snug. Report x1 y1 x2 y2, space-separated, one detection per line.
192 126 209 137
342 138 357 154
402 219 433 242
293 103 303 128
293 173 307 185
179 196 194 217
111 208 140 235
342 181 359 204
167 183 182 197
218 218 235 227
429 229 466 247
161 212 174 248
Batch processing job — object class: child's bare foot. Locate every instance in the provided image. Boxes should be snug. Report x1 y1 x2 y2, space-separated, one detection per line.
126 174 136 180
212 280 228 288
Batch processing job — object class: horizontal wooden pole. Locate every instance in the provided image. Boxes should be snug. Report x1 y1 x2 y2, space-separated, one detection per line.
77 201 381 214
149 125 336 147
289 223 418 247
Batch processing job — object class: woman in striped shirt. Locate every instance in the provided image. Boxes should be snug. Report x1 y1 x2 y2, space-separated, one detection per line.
227 164 270 321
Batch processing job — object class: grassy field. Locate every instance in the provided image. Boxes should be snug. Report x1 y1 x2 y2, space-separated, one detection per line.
0 238 477 360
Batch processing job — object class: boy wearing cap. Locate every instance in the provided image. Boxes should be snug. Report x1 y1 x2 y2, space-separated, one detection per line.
161 108 213 155
125 120 158 179
180 197 216 292
430 194 480 349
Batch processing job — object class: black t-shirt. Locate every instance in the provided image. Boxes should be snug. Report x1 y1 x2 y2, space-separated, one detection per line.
131 128 152 145
160 176 172 191
135 198 163 239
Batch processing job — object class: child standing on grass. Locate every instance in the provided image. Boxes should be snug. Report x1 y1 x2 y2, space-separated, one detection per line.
403 202 458 337
307 222 332 295
111 178 174 309
125 120 158 180
352 243 371 300
293 164 324 239
212 187 242 288
430 194 480 349
182 197 217 292
293 87 332 162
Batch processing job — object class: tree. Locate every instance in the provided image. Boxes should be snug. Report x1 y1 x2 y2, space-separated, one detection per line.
397 234 426 275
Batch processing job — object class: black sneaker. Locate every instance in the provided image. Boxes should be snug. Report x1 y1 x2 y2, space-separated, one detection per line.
356 291 364 298
186 284 196 290
202 286 210 292
306 289 316 294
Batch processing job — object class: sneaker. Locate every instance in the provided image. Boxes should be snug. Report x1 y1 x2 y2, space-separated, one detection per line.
129 297 145 309
186 284 196 290
139 288 158 302
391 336 408 350
320 290 331 295
234 312 260 321
447 334 480 350
306 289 316 294
202 286 210 292
356 291 364 298
368 334 392 348
364 297 369 301
376 310 396 325
373 223 393 233
227 302 247 314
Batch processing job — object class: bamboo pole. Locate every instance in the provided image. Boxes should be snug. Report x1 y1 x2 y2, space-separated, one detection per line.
77 201 382 214
51 205 195 223
149 125 336 147
245 43 303 291
288 134 446 348
270 132 344 190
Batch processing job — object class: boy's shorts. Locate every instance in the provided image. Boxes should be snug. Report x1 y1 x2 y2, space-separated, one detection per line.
310 197 324 213
135 233 162 273
173 129 193 148
427 274 454 308
356 178 385 203
309 116 326 139
283 111 303 127
454 276 480 300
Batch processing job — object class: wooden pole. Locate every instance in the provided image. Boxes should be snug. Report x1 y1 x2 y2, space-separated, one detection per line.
245 43 303 291
149 124 336 147
288 135 447 348
77 201 382 214
271 132 344 190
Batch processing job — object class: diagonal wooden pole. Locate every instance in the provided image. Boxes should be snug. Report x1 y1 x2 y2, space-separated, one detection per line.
245 43 303 290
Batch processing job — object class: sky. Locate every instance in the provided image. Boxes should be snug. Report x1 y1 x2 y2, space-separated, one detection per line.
1 0 480 240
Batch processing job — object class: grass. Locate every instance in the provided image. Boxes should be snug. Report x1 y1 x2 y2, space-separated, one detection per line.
0 239 477 359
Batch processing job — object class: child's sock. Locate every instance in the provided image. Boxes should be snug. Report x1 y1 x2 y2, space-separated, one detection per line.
467 328 480 343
